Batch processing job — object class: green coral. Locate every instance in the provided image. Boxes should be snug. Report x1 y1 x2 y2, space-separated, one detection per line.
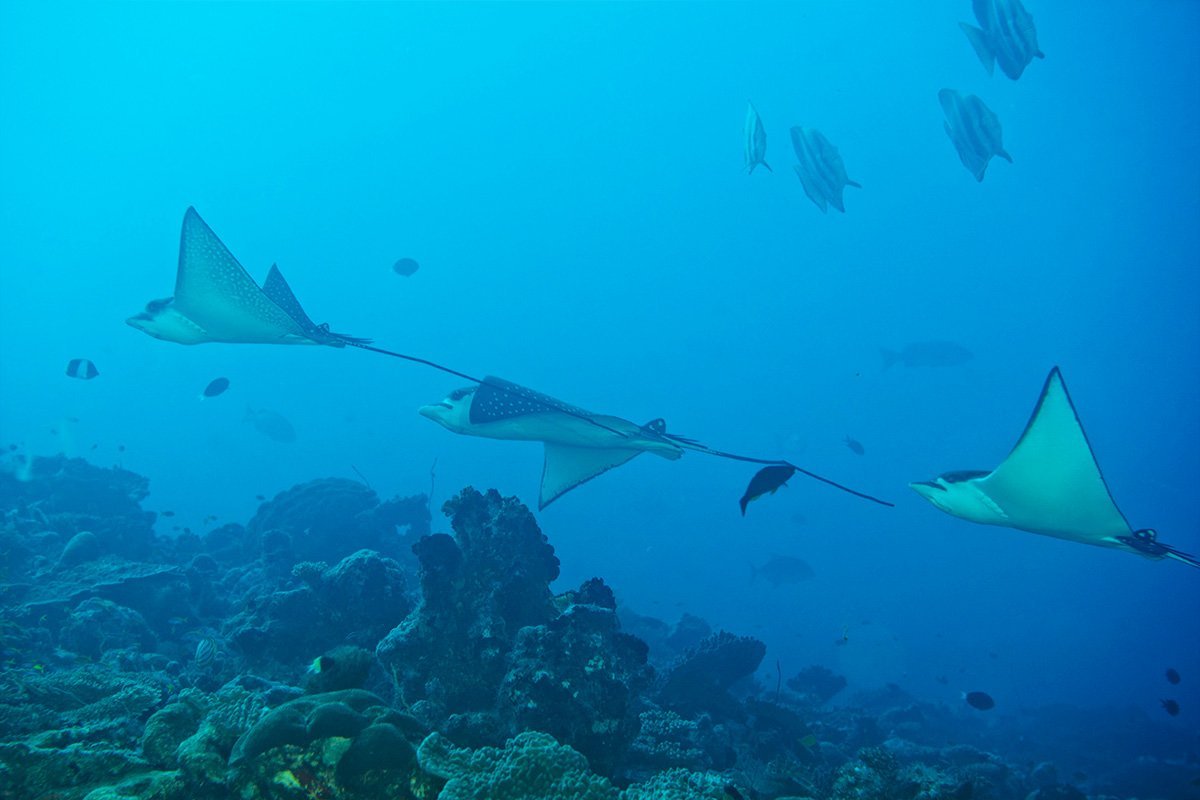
417 731 618 800
620 767 734 800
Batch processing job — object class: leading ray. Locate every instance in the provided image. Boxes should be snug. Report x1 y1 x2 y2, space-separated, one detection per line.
127 208 362 346
911 367 1198 568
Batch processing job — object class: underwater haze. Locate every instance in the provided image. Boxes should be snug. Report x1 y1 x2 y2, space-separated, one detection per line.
1 2 1198 799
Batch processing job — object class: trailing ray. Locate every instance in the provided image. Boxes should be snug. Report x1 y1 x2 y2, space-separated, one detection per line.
911 367 1198 568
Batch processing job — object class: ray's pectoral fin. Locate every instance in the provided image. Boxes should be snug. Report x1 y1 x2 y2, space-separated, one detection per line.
539 443 644 510
173 208 308 343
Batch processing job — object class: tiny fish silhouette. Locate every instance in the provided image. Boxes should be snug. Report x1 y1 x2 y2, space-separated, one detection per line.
1161 698 1180 716
65 359 99 380
844 436 865 456
203 377 230 397
393 258 420 277
1166 668 1181 684
964 691 995 710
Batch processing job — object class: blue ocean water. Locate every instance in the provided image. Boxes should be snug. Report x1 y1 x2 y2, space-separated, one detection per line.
1 1 1198 797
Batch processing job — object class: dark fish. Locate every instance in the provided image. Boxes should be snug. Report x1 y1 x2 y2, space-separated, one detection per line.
245 407 296 443
939 89 1012 182
881 340 973 369
255 494 265 501
964 691 995 710
1162 698 1180 716
393 257 420 277
844 435 865 456
1167 668 1181 684
203 377 230 398
160 511 175 517
752 554 815 587
118 444 126 452
960 0 1044 81
65 359 99 380
739 465 796 515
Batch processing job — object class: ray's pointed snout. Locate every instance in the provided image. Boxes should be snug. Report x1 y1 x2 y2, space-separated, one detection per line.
418 403 451 421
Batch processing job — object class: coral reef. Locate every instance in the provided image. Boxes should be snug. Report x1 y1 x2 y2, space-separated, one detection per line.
0 460 1188 800
418 730 619 800
377 488 559 711
497 601 652 775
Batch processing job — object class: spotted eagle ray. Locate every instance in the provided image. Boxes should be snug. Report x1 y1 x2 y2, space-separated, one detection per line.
421 376 893 511
127 207 367 346
911 367 1198 568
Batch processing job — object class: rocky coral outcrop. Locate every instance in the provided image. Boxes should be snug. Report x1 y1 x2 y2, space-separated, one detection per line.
377 488 559 711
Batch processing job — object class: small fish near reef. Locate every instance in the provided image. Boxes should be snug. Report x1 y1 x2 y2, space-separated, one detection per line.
203 377 230 398
964 691 995 710
1166 668 1181 684
739 465 796 515
1161 699 1180 717
194 636 220 670
844 436 865 456
65 358 99 380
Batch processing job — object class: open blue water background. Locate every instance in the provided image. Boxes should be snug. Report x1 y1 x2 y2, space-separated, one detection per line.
1 0 1197 721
